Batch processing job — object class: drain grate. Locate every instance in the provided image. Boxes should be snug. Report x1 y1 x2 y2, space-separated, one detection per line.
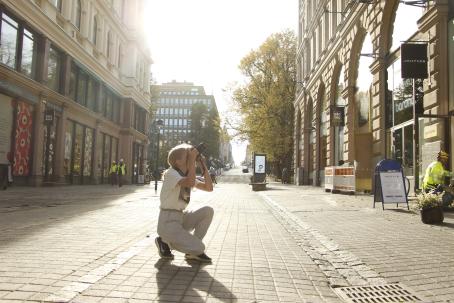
334 284 427 303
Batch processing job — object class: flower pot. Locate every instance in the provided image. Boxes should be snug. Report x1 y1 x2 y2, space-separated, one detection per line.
420 207 444 224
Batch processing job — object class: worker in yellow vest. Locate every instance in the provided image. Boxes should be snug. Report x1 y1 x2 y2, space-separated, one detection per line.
109 161 117 186
117 158 127 187
422 151 452 193
422 151 454 207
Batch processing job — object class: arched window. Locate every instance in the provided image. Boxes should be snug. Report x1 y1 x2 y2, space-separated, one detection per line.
356 33 373 131
92 16 98 45
75 0 81 30
334 66 345 164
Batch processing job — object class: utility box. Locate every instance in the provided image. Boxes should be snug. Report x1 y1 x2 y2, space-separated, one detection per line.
325 166 355 194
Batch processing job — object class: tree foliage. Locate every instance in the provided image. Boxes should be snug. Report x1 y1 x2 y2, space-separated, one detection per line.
189 103 221 160
231 30 296 174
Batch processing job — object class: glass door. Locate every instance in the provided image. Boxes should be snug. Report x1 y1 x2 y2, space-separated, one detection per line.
390 123 414 177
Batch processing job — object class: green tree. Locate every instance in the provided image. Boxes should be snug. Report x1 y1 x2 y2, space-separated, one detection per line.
231 30 296 177
189 103 221 160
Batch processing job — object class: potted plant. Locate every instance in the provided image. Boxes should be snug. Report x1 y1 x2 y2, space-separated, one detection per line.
416 192 444 224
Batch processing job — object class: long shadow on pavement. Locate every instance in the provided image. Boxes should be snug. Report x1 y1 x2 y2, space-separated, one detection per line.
155 259 236 302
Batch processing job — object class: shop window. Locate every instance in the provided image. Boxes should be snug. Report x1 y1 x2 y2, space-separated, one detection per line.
64 120 73 176
0 94 14 166
73 124 83 176
47 45 62 92
83 128 93 177
96 132 103 178
103 135 111 179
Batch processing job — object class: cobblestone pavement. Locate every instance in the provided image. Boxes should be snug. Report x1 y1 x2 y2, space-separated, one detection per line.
1 177 452 303
261 183 454 303
0 181 341 303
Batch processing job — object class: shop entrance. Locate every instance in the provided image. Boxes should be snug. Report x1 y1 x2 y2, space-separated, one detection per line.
389 122 414 178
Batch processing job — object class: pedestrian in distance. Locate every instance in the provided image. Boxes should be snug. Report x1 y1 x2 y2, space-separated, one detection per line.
117 158 126 187
110 160 117 186
155 143 214 263
282 167 288 184
209 166 217 184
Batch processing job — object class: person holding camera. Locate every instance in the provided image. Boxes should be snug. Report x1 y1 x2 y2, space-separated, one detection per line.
155 143 214 262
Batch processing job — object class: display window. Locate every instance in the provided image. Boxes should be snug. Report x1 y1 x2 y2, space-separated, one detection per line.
0 94 13 165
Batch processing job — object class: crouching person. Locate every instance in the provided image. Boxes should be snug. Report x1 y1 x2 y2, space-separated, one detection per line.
155 143 214 263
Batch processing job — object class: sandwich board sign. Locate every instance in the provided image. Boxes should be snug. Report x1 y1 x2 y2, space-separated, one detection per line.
373 159 409 210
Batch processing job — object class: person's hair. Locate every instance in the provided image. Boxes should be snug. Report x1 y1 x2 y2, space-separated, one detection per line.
167 143 193 168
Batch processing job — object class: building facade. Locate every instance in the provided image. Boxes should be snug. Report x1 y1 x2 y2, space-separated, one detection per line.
0 0 151 186
149 81 218 168
295 0 453 193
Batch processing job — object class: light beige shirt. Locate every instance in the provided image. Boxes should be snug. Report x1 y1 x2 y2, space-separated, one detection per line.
159 168 187 211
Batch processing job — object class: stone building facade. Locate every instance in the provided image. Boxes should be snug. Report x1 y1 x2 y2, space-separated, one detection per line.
0 0 151 186
295 0 454 193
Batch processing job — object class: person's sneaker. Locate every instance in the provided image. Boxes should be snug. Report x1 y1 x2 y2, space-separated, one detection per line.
155 237 174 259
185 253 212 263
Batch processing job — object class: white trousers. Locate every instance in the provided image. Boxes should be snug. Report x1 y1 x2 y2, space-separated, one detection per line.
157 206 214 256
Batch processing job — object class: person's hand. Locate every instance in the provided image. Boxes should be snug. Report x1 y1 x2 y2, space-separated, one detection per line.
188 148 199 162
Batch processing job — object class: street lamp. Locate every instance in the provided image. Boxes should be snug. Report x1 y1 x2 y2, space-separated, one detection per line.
154 119 164 192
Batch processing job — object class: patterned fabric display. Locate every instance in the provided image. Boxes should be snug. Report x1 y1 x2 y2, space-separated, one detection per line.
13 101 33 176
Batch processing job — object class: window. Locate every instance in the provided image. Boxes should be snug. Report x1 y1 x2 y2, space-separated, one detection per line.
0 13 18 68
76 71 88 106
75 0 81 30
106 31 112 59
69 66 77 100
47 45 62 92
50 0 63 12
117 44 122 68
20 28 36 77
92 16 98 45
87 79 98 111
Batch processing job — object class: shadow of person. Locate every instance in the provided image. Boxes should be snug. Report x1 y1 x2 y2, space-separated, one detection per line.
154 259 236 302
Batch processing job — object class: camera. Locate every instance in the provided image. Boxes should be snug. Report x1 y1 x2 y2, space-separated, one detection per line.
194 142 207 157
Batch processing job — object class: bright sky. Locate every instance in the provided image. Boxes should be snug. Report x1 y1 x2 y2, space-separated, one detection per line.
144 0 298 164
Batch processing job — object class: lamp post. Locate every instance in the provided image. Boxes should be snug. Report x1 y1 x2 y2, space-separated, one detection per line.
154 119 164 192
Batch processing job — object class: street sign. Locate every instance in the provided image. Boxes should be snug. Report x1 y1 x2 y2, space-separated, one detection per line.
373 159 409 210
44 109 55 124
401 43 428 79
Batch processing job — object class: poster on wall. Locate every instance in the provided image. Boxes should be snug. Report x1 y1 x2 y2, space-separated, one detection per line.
254 154 266 174
0 95 13 164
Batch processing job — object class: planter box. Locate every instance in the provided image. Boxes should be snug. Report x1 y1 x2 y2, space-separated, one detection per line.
420 207 444 224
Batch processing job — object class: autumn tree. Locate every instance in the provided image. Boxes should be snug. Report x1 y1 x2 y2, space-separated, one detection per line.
231 30 296 177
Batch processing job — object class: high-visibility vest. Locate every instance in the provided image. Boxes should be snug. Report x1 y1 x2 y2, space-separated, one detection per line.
118 163 126 175
422 161 451 190
110 164 117 174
